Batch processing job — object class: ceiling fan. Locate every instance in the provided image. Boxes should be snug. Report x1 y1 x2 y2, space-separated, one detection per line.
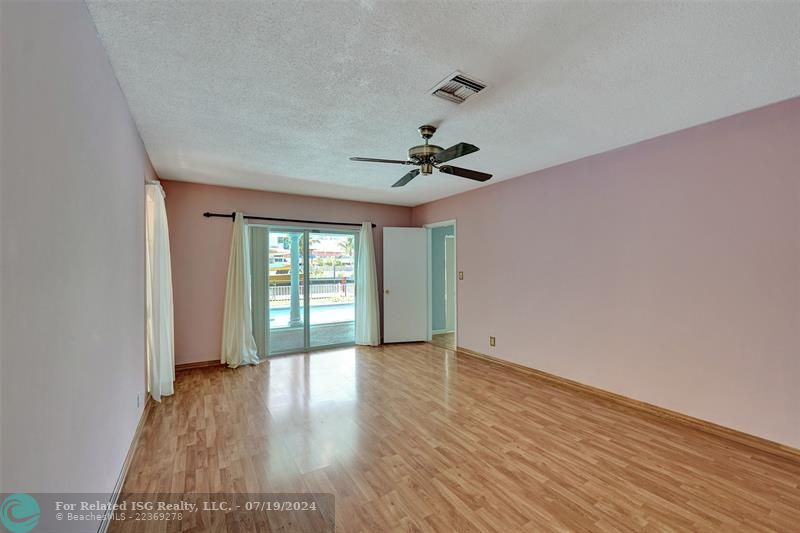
350 125 492 188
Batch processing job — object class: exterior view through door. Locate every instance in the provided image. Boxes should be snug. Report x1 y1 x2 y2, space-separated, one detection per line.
251 227 357 355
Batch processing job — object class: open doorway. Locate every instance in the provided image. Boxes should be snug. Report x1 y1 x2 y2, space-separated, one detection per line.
426 221 456 350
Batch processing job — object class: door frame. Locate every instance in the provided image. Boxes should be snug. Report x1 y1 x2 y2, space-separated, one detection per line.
424 219 457 347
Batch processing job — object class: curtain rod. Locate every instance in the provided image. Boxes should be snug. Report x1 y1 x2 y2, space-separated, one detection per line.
203 211 375 228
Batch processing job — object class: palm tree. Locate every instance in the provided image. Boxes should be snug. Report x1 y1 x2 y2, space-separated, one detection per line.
339 236 354 258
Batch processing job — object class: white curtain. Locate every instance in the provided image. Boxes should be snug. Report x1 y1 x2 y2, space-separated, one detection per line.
221 213 260 367
145 182 175 401
355 222 381 345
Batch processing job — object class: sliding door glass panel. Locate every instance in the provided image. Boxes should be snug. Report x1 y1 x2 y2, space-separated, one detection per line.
308 232 356 348
268 230 305 354
249 226 270 359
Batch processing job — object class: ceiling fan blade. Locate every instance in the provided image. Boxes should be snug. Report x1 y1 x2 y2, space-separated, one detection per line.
433 143 479 163
438 165 492 182
350 157 410 165
392 169 420 188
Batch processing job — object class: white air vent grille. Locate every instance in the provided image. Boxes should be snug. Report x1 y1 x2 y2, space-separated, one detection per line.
430 71 487 104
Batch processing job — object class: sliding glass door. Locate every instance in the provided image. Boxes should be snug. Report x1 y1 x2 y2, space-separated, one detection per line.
254 226 356 356
267 230 306 354
308 233 356 348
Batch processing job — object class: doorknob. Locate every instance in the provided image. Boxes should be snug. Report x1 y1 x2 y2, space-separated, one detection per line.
385 289 390 294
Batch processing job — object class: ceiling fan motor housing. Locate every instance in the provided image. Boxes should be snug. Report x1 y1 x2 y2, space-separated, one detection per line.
411 124 441 174
408 144 442 174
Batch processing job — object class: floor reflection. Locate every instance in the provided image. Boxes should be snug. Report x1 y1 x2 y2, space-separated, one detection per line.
264 349 358 475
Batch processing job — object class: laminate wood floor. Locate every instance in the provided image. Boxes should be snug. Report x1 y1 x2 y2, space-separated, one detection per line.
118 343 800 532
430 332 455 350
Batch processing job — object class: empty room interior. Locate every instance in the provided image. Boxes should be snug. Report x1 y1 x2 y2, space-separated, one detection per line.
2 1 800 532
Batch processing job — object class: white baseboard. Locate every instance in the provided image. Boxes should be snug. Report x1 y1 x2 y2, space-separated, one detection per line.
97 395 152 533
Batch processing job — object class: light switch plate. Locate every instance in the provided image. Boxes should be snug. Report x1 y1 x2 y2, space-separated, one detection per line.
458 271 464 280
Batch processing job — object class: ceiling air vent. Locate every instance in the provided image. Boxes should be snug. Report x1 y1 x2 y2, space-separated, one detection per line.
430 71 487 104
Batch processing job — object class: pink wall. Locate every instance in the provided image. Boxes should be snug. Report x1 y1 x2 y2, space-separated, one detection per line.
1 1 154 491
412 97 800 448
162 180 412 364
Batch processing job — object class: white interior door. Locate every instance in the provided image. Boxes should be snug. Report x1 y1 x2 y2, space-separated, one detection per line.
383 227 428 343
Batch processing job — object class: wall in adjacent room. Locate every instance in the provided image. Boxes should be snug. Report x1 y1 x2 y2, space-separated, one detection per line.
412 97 800 448
1 1 153 491
161 180 412 365
431 225 455 332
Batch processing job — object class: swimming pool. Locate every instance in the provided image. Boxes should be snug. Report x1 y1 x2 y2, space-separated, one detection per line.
269 302 354 328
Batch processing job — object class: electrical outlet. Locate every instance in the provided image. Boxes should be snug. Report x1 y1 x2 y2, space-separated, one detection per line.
458 271 464 280
489 336 496 347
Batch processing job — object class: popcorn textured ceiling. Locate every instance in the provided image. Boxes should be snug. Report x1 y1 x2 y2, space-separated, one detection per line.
86 1 800 206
